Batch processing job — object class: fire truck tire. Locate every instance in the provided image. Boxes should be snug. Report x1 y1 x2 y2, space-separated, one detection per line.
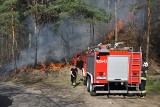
87 77 90 92
90 91 96 96
90 83 96 96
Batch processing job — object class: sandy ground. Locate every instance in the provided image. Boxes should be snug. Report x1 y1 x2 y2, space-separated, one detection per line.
0 68 160 107
0 80 160 107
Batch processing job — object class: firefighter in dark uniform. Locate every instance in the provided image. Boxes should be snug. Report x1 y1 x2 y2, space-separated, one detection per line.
71 65 78 87
140 62 148 98
76 57 84 80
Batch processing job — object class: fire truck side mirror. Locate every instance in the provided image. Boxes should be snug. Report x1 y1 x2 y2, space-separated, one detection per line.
96 54 100 60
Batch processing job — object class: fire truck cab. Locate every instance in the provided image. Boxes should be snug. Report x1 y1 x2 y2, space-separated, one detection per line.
81 42 142 96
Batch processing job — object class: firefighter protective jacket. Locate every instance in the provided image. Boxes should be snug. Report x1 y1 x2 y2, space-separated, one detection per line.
141 66 147 80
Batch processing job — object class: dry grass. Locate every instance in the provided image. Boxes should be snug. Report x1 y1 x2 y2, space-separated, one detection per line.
0 67 71 85
147 76 160 94
149 59 160 75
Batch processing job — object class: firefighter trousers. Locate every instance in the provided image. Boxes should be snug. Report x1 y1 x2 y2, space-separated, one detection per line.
71 75 77 85
140 80 146 96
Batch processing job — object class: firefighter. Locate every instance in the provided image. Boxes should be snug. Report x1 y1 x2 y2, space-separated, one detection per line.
139 62 148 98
76 57 84 80
71 65 78 87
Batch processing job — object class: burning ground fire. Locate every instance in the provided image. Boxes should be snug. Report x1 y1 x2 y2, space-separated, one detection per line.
16 62 71 72
37 62 70 70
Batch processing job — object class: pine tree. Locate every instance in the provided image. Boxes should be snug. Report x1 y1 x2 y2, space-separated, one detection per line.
23 0 112 67
0 0 20 70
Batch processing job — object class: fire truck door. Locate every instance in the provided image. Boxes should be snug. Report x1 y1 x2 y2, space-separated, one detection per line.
107 56 129 81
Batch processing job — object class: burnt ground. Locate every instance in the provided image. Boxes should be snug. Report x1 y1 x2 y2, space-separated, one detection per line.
0 68 160 107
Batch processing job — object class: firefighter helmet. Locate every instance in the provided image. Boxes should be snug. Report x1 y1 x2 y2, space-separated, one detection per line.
143 62 148 67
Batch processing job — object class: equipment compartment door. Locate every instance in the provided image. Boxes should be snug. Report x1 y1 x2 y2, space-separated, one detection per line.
108 56 129 81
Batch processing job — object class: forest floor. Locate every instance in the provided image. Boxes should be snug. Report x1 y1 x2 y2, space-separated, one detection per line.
0 67 160 107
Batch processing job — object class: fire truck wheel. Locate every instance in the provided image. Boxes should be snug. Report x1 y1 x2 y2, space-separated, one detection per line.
87 77 90 92
90 91 96 96
90 83 96 96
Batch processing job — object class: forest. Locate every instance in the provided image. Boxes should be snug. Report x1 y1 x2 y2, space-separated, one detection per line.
0 0 160 72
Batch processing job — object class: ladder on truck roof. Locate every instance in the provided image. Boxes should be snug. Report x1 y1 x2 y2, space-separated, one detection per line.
130 48 141 89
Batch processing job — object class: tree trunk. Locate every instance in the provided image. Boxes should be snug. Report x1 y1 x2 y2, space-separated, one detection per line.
11 7 17 70
146 0 151 62
92 24 95 45
108 0 110 11
90 24 92 46
28 33 32 64
60 32 70 57
89 23 95 46
34 0 38 68
115 0 118 43
34 17 38 68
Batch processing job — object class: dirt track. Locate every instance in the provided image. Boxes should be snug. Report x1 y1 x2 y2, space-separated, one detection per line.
0 80 160 107
0 67 160 107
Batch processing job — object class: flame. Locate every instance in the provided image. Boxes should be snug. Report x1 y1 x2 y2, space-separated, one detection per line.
49 62 56 70
37 63 46 70
49 62 64 70
108 18 124 39
16 62 71 72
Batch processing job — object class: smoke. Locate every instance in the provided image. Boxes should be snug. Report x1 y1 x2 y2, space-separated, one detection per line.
5 0 147 71
86 0 147 33
10 17 91 68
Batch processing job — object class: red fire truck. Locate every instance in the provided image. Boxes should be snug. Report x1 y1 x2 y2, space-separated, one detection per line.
75 42 142 96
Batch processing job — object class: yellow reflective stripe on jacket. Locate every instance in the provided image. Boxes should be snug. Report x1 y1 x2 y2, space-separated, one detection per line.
141 90 146 93
141 70 147 74
141 77 147 80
